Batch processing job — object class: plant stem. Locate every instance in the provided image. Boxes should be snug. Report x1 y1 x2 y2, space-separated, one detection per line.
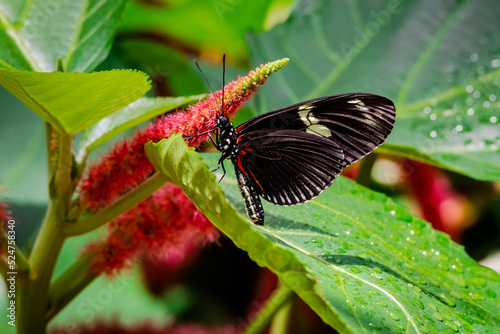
46 252 97 321
243 285 294 334
63 172 170 236
356 152 377 188
269 297 293 334
17 205 65 333
17 131 73 334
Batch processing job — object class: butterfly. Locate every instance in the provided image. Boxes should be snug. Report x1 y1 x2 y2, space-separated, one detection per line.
190 57 396 225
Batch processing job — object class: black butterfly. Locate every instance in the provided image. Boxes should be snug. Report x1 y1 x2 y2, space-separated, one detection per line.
190 58 396 225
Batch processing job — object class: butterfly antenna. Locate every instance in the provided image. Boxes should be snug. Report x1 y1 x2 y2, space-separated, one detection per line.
222 54 226 116
194 58 224 117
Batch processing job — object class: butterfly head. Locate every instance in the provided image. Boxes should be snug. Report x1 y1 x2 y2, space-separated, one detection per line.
216 115 230 128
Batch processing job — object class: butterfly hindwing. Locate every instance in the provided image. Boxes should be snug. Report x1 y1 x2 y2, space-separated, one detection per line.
236 129 345 206
236 93 396 166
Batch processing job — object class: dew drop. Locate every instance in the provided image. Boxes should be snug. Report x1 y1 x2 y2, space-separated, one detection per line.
492 59 500 67
470 53 479 62
489 94 497 101
414 299 425 310
350 266 362 274
335 247 347 254
447 321 459 332
389 312 399 321
469 291 485 300
430 131 437 138
436 234 449 247
439 294 457 307
424 106 432 113
467 108 475 116
430 113 437 120
416 276 427 285
485 288 497 299
455 125 463 132
473 91 480 98
490 116 498 123
466 98 473 105
483 101 490 108
465 85 474 93
354 296 368 305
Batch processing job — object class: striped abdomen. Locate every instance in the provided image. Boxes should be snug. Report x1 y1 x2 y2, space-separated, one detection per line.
233 163 264 225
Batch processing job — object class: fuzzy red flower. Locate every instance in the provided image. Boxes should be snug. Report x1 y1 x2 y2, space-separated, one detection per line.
85 183 219 275
78 59 289 210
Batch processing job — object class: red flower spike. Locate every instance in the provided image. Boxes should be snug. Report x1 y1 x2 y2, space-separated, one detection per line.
78 58 289 210
85 183 219 275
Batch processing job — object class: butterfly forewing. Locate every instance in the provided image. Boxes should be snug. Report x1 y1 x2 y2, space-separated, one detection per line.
236 130 345 206
236 93 396 167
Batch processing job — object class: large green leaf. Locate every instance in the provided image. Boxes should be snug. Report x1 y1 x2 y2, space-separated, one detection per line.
0 0 127 72
145 134 500 334
78 94 205 156
0 69 150 134
246 0 500 181
118 0 291 62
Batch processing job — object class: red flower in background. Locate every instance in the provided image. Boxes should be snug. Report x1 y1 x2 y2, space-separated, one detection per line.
85 183 219 275
80 59 289 275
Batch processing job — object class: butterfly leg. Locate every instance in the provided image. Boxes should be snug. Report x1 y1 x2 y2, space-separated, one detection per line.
207 133 220 150
211 156 227 183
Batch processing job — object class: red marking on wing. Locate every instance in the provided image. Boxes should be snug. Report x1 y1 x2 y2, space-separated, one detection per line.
237 155 264 192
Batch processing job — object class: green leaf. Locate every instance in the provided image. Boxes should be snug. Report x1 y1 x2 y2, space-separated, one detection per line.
246 0 500 181
0 69 151 134
0 0 127 72
119 0 289 62
145 134 500 334
78 94 205 155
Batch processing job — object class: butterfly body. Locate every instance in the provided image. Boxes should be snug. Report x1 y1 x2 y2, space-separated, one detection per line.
209 93 396 226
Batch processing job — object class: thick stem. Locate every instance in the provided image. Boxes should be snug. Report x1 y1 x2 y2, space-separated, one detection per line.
17 202 66 334
63 172 170 236
243 285 294 334
17 131 73 334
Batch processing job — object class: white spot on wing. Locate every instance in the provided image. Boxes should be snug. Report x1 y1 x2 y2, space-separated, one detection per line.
298 104 315 110
306 124 332 137
348 98 367 108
